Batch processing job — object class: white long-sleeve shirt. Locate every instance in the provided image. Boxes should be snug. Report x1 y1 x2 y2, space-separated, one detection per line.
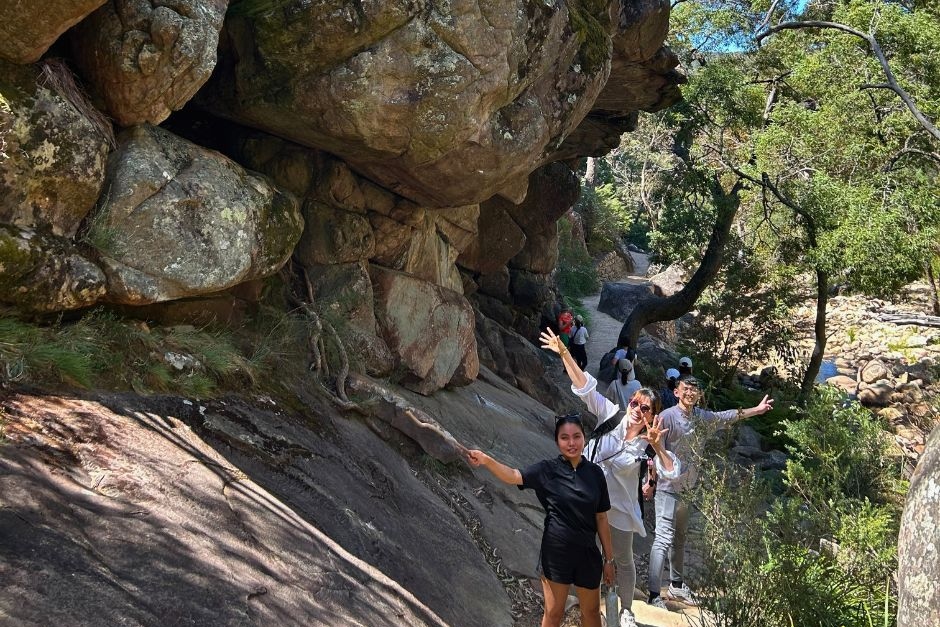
572 373 680 534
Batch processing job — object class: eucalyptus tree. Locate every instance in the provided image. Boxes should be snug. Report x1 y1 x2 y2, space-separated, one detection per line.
612 0 940 397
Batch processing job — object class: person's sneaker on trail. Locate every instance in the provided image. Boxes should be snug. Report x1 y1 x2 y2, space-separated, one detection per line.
667 581 698 605
648 595 668 611
619 608 638 627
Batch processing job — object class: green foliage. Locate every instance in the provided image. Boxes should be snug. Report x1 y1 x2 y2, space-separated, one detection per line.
575 184 634 254
556 213 600 299
0 317 96 386
690 388 904 627
566 0 613 75
685 243 804 386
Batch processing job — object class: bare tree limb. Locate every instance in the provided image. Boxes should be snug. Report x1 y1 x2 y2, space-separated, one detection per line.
756 20 940 142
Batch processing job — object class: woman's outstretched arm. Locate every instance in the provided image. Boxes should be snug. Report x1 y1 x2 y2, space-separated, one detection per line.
541 327 620 424
539 327 587 389
466 450 523 485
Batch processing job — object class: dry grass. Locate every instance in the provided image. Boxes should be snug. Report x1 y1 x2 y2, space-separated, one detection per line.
40 58 115 148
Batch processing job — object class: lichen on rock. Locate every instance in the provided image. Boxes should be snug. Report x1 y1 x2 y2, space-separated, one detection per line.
92 125 303 305
0 224 106 312
0 59 111 238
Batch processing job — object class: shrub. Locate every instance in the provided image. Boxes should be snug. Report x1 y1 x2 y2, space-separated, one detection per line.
688 387 903 627
0 307 311 399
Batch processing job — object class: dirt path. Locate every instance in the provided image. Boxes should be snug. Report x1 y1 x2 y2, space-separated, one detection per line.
569 252 703 627
582 252 651 377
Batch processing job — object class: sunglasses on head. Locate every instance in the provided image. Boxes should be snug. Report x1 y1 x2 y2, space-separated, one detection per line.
628 399 652 413
555 413 582 425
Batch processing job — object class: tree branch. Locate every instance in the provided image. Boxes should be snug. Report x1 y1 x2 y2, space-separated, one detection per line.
756 20 940 142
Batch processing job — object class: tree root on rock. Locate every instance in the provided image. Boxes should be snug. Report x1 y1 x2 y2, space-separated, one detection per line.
284 264 360 412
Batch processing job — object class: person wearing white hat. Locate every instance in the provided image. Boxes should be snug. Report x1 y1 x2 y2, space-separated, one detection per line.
605 358 642 410
677 357 693 376
660 368 680 410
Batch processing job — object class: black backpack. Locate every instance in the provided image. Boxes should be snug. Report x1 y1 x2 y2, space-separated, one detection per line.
597 347 637 385
597 348 618 385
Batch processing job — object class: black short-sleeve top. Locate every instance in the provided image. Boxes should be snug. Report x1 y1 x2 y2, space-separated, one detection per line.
519 455 611 547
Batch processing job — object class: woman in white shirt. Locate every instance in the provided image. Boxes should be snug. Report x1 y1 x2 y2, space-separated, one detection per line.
605 358 642 411
540 328 680 627
569 316 590 369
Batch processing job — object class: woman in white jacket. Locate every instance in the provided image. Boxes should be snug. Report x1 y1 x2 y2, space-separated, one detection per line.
540 328 680 627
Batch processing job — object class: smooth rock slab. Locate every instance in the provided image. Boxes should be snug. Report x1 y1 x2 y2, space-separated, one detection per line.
93 125 302 305
0 392 452 627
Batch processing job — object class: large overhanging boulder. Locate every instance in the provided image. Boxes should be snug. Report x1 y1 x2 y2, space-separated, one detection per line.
91 125 303 305
71 0 229 126
551 0 684 159
0 60 111 238
202 0 618 207
0 0 107 64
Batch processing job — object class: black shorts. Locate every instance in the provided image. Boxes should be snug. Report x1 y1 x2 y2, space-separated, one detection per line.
539 538 602 589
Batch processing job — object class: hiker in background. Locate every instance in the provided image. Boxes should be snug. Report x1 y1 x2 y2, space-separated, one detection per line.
557 310 574 347
540 327 680 627
610 342 635 368
467 414 615 627
660 368 680 410
647 374 774 609
677 356 693 377
605 358 641 411
570 315 590 370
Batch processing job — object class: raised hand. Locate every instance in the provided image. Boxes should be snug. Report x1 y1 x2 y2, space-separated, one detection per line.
465 449 489 467
755 395 774 415
640 414 669 448
539 327 564 355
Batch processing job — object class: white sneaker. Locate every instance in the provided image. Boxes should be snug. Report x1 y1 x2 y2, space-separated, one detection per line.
619 608 638 627
667 582 698 605
649 595 668 610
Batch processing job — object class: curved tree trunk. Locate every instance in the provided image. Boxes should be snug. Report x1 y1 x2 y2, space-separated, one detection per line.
617 177 742 349
799 267 828 402
926 261 940 316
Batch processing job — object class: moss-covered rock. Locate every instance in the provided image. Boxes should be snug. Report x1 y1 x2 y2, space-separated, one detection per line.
93 125 303 305
0 60 110 238
0 224 105 311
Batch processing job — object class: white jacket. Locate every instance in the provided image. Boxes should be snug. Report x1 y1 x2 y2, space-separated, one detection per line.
573 373 680 534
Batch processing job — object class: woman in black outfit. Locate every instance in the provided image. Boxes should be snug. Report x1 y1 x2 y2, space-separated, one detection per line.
467 415 615 627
